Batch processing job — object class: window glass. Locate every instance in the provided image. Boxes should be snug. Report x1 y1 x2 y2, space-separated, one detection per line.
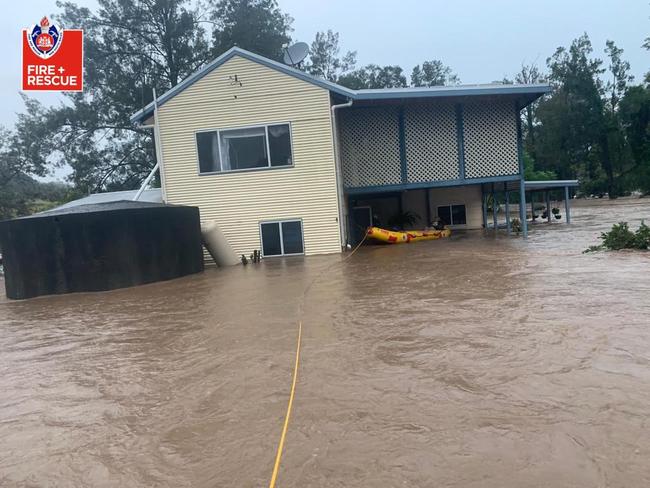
198 123 293 173
437 206 452 226
219 126 267 170
281 221 304 254
268 124 292 167
451 205 467 225
261 223 282 256
196 131 220 173
438 204 467 225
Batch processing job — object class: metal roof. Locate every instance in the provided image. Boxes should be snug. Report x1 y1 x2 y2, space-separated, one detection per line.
47 189 163 212
502 180 580 192
130 47 552 124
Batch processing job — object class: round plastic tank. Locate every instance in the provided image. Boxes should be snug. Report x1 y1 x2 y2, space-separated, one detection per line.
0 201 204 300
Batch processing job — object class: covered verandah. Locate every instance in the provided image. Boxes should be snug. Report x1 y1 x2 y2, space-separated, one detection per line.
481 179 579 237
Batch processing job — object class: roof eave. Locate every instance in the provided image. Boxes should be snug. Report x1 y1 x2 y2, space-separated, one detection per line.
130 47 355 125
351 84 552 102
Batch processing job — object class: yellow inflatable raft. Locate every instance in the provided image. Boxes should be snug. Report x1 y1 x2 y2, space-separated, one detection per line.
366 226 451 244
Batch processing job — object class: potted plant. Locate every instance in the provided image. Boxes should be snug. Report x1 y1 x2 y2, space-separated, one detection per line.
388 210 420 230
552 207 561 219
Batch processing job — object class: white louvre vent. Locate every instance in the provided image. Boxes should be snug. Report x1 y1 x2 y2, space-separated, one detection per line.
462 99 519 178
339 107 402 188
404 102 460 182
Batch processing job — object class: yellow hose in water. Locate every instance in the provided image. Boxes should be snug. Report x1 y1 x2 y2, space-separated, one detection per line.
268 321 302 488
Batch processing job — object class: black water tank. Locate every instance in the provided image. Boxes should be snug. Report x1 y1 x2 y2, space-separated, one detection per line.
0 201 204 300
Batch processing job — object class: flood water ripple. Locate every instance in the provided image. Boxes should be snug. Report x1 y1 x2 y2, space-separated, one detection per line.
1 199 650 487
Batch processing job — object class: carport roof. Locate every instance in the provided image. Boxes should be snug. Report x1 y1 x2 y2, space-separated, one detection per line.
501 180 580 192
130 47 552 124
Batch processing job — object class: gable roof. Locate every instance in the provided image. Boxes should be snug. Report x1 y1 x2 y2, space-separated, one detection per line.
130 47 551 124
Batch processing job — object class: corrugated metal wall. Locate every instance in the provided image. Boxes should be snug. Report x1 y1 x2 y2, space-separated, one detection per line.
157 55 341 257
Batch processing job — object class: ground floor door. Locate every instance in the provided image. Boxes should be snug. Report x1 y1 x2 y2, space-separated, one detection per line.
350 206 372 245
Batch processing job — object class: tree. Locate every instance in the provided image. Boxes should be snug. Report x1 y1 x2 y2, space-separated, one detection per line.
0 127 71 220
410 60 459 87
305 30 356 82
210 0 293 60
536 34 608 193
619 85 650 193
338 64 407 90
11 0 211 194
514 63 546 160
605 40 634 112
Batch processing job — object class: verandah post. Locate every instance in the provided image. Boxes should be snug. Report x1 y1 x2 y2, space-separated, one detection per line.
565 186 571 224
483 190 489 229
519 180 528 238
492 183 498 231
504 182 511 234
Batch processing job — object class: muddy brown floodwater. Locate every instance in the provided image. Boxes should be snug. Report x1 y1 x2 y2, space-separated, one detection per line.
2 200 650 487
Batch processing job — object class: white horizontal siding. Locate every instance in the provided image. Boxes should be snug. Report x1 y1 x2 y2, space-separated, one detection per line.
157 55 341 257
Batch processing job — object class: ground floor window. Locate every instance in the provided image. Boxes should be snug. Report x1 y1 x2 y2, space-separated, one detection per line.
260 220 304 256
437 204 467 226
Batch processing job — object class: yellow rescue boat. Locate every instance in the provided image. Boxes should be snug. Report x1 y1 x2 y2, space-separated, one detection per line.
366 226 451 244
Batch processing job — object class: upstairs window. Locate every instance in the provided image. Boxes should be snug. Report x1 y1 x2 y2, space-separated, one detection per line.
437 204 467 226
197 123 292 174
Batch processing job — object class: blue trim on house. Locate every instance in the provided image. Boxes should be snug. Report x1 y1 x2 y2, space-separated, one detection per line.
398 107 408 184
353 84 551 101
455 103 466 179
130 47 553 124
345 174 521 195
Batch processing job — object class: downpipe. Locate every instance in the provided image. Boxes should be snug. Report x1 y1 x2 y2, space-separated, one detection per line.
331 99 353 250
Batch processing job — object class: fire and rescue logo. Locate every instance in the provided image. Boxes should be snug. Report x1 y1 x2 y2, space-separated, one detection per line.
22 16 83 91
26 17 63 59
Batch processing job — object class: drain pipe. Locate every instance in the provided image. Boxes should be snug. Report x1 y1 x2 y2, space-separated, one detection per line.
331 98 353 250
134 88 167 202
133 162 159 201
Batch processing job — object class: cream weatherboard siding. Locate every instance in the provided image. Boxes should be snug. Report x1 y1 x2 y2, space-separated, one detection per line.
156 55 341 258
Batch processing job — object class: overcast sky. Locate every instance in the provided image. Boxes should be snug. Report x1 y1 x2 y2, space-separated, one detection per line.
3 0 649 179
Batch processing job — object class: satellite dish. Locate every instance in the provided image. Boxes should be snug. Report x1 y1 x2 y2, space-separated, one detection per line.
283 42 309 67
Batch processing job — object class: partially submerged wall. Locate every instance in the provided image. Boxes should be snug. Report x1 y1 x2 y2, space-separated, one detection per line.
0 202 204 300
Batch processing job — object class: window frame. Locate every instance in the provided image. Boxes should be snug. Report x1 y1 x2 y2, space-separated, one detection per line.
437 203 467 226
259 218 305 258
195 122 294 176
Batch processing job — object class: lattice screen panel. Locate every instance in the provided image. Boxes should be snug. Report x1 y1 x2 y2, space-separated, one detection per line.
340 107 402 188
404 102 459 182
462 99 519 178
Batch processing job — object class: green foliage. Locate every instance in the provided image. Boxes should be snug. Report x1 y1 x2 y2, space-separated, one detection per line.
305 30 356 82
601 222 637 249
338 64 407 89
585 221 650 252
210 0 293 60
387 210 420 230
619 85 650 194
523 151 557 181
411 60 459 87
634 221 650 249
